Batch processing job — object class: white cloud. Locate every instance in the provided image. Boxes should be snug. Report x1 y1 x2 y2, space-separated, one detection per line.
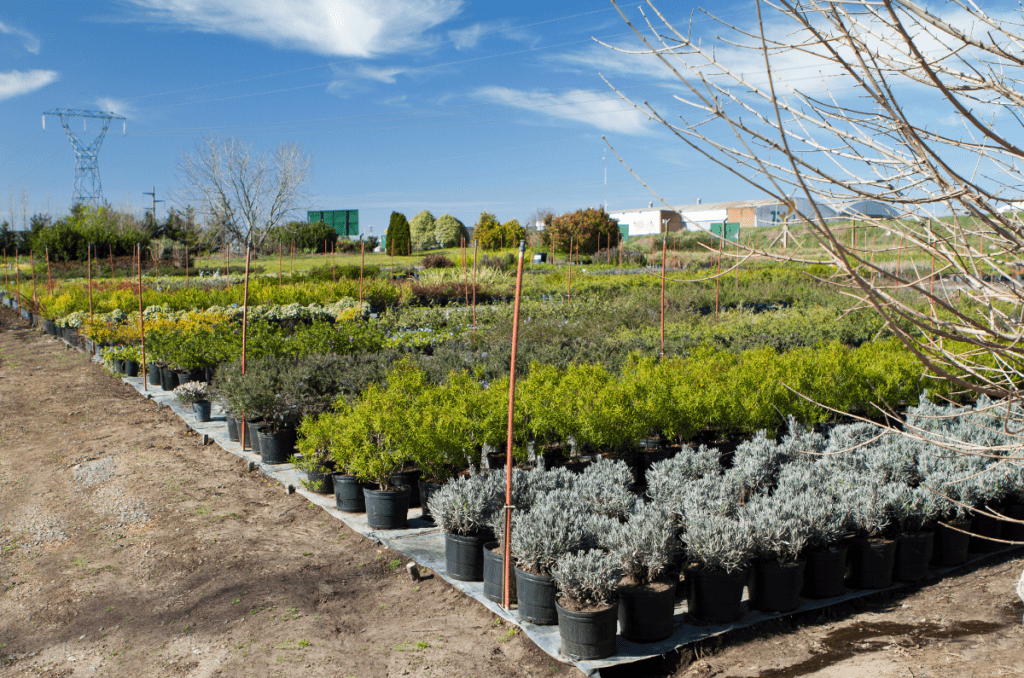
0 70 58 101
353 65 405 83
448 19 533 50
0 21 41 54
126 0 464 57
449 23 487 50
96 97 135 119
475 86 649 135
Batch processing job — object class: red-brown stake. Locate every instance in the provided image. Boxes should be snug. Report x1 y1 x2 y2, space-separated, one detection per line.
2 249 7 289
240 240 253 451
138 244 147 392
110 245 114 280
660 236 667 358
502 240 527 610
715 233 723 321
30 250 36 306
567 237 573 302
332 241 336 283
45 247 52 296
472 240 478 342
278 241 283 286
87 244 93 321
359 238 365 306
186 244 190 288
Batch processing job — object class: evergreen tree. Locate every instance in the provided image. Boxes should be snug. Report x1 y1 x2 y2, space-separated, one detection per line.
410 210 437 250
385 211 411 255
434 214 468 248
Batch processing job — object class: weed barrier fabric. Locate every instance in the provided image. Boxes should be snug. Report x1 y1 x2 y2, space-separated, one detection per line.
103 350 1021 676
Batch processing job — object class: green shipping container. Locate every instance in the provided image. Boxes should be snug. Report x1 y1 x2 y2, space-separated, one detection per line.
308 209 359 237
711 222 740 242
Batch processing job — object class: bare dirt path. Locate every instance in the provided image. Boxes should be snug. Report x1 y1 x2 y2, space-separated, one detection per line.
0 312 565 678
1 308 1023 678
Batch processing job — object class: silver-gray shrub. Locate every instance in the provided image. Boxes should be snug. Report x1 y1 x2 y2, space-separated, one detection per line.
849 476 902 539
921 470 979 520
682 512 755 574
427 474 501 536
891 482 941 533
652 472 744 528
645 446 721 505
550 549 621 608
510 489 595 576
606 502 677 585
742 492 813 563
731 430 784 495
575 459 638 521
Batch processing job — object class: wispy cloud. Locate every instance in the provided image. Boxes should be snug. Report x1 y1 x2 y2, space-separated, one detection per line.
124 0 464 57
0 21 41 54
448 19 534 50
0 70 58 101
353 65 405 83
96 97 135 118
475 86 649 135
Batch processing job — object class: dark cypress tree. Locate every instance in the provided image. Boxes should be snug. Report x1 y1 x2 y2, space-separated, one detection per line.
385 211 411 255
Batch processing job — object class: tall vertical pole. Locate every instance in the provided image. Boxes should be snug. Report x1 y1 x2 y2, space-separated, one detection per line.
359 238 365 306
278 241 283 286
30 250 37 306
472 240 479 342
390 239 395 279
223 230 227 276
567 237 573 302
896 235 904 279
45 248 52 296
715 234 723 321
153 244 158 279
332 240 336 283
87 244 93 321
2 249 7 290
15 248 20 299
240 240 253 451
502 240 527 610
660 236 667 358
185 244 190 288
138 244 147 392
109 245 114 280
291 242 295 277
462 237 469 315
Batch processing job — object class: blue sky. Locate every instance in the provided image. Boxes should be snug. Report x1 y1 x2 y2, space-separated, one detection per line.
1 0 759 235
2 1 1010 235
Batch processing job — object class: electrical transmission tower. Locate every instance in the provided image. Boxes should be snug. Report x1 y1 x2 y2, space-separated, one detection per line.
42 109 126 207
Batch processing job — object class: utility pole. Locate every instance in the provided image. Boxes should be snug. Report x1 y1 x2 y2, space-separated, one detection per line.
143 187 163 224
42 109 126 206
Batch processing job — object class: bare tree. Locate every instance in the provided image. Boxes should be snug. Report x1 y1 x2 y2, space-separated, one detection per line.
604 0 1024 410
178 135 311 250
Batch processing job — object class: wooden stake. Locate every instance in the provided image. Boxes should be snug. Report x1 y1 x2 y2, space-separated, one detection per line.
110 245 114 280
472 240 478 342
30 249 36 306
359 238 365 306
502 240 527 611
279 241 283 286
240 240 253 451
567 237 573 302
185 244 190 288
715 234 723 321
660 236 667 358
332 240 336 283
87 244 93 321
138 244 147 392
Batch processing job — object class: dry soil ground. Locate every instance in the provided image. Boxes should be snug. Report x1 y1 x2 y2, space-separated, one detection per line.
0 308 1023 678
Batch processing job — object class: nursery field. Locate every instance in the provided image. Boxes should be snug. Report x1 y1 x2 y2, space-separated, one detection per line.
2 285 1024 678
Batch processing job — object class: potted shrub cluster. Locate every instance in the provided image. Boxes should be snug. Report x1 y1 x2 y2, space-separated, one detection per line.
551 550 621 660
428 474 500 582
744 492 811 613
607 503 678 642
173 381 212 423
682 513 754 624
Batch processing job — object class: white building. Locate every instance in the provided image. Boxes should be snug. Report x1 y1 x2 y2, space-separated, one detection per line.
607 205 683 238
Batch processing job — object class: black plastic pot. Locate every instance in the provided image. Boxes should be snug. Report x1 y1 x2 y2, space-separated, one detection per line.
895 531 934 582
515 567 558 625
933 517 972 566
970 512 1004 553
147 362 161 386
391 469 422 507
802 545 848 599
617 579 678 642
123 360 139 378
686 567 746 624
364 486 410 530
749 559 805 613
556 600 618 661
418 479 443 522
160 366 178 392
246 420 266 453
303 468 334 494
226 416 240 443
444 531 493 582
1003 505 1024 543
258 427 296 465
333 474 367 513
849 538 897 589
483 542 516 604
193 400 212 423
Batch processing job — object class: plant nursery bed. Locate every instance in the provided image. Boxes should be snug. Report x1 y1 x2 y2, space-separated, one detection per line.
111 350 1024 676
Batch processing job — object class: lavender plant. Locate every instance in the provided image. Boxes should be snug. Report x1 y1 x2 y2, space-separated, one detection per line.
646 446 721 505
682 512 755 574
550 550 621 609
607 502 677 585
575 459 637 520
891 482 941 534
743 493 813 564
427 474 501 536
510 489 594 576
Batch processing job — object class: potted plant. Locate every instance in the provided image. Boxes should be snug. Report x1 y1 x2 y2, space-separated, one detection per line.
427 474 500 582
744 493 811 613
574 458 637 522
292 413 337 495
173 381 212 422
607 502 678 642
551 550 621 661
682 512 754 624
847 477 900 589
925 469 978 566
892 483 939 582
795 487 850 599
509 489 596 626
297 409 369 513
